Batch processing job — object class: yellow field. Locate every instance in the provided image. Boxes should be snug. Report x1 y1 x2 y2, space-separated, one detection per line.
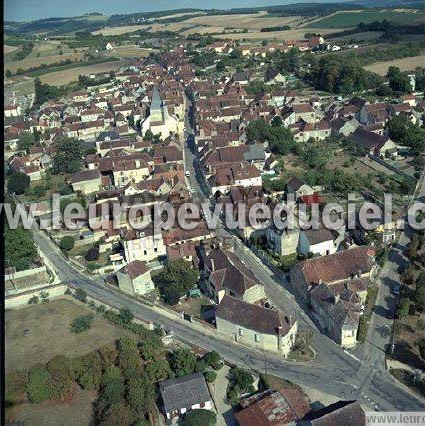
109 44 154 58
5 51 86 72
155 11 206 20
92 25 147 36
211 27 339 41
364 55 425 75
182 26 226 35
39 59 126 85
4 45 19 54
182 11 303 30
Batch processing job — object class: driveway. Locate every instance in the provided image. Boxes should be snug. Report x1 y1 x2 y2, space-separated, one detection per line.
208 365 235 426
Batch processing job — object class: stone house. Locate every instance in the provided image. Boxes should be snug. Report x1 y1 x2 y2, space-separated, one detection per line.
70 169 102 194
290 246 375 347
116 260 154 296
159 373 213 421
203 246 265 304
216 295 297 357
123 226 166 263
298 228 337 257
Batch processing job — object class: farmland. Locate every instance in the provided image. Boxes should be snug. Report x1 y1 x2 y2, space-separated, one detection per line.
180 11 304 31
211 27 338 42
305 9 423 29
38 59 126 85
364 55 425 75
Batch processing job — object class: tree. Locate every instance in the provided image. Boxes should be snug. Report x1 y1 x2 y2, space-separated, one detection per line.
18 131 35 151
8 172 30 194
168 349 197 377
204 371 217 383
5 69 13 78
100 402 134 426
143 129 154 141
28 295 39 304
215 61 225 72
183 409 216 426
98 342 118 369
231 367 254 393
46 355 74 399
33 185 46 197
119 307 134 324
101 365 125 405
26 366 51 403
387 66 411 94
127 373 155 417
52 137 83 174
70 314 94 333
85 245 100 261
74 288 87 303
154 260 199 305
246 119 294 155
203 351 221 369
73 351 102 390
396 298 410 319
117 337 140 379
145 359 171 383
5 224 37 271
60 236 75 251
414 286 425 312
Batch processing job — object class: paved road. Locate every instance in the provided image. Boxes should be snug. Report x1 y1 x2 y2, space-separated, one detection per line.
22 100 425 412
180 98 425 411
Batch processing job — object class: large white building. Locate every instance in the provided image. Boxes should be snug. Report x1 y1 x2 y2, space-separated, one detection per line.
141 86 179 138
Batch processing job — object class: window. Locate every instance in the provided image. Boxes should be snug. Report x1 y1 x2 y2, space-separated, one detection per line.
239 328 244 336
255 334 260 342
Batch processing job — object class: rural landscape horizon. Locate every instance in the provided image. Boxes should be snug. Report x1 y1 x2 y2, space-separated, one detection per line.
4 0 425 425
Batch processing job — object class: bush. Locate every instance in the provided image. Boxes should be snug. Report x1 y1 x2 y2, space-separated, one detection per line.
203 351 220 368
26 366 51 403
74 288 87 303
231 367 254 393
195 360 206 373
46 355 74 399
183 409 216 426
28 295 39 304
59 236 75 251
204 370 217 383
85 246 99 261
70 314 94 333
119 307 134 324
33 185 46 197
396 298 410 319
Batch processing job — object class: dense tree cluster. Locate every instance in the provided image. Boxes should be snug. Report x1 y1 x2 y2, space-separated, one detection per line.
52 137 84 175
308 56 382 94
246 119 295 155
387 66 412 94
153 260 199 305
387 115 425 155
5 223 37 271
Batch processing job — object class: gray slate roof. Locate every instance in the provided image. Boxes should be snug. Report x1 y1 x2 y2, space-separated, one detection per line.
151 86 162 111
159 372 211 413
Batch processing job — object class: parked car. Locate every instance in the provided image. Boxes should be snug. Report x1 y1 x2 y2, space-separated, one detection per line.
185 170 191 177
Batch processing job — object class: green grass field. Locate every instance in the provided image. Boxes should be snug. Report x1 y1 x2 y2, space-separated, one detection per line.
306 10 422 28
